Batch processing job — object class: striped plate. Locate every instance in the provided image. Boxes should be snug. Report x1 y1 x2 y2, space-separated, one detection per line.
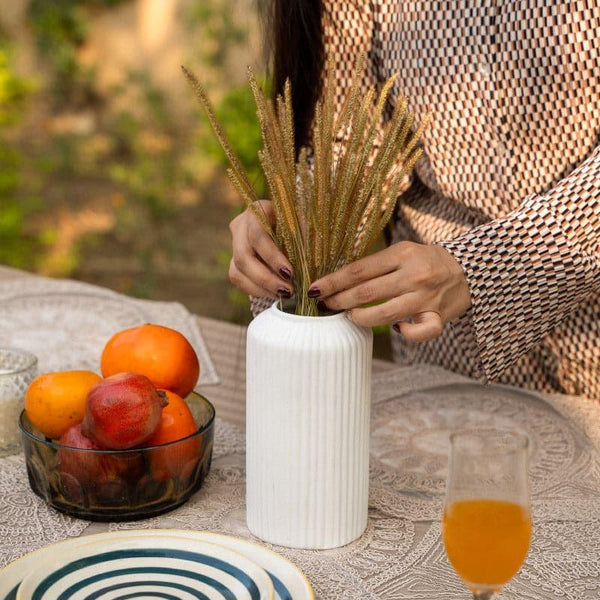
17 536 273 600
0 530 313 600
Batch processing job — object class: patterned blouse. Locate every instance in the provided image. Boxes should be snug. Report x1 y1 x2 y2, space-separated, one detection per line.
257 1 600 400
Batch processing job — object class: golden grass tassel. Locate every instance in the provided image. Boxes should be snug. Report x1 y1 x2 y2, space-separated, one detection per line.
184 56 426 316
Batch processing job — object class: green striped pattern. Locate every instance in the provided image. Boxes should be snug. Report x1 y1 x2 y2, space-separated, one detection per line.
24 548 266 600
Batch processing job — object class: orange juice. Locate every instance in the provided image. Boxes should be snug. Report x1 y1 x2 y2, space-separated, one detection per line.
443 499 531 589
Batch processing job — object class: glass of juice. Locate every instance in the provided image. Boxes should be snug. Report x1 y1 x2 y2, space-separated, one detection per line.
442 429 531 599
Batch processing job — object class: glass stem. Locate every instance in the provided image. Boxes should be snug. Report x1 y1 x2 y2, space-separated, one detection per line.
473 593 496 600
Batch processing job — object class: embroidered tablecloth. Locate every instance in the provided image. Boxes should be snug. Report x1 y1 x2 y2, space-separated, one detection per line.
1 269 599 599
2 371 599 599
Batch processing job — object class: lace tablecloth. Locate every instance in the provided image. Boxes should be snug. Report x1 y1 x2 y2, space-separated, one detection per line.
0 275 219 385
2 365 599 599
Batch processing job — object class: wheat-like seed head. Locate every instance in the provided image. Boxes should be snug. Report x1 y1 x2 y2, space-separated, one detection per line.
184 56 426 316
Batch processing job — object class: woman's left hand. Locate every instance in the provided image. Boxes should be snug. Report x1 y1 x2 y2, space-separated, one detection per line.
309 242 471 342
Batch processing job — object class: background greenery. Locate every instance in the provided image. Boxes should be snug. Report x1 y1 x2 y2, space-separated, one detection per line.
0 0 391 356
0 0 264 323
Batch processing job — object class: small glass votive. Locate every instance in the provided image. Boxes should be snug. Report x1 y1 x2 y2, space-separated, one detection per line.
0 348 38 456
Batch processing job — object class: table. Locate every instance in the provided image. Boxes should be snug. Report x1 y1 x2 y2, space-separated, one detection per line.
1 265 600 599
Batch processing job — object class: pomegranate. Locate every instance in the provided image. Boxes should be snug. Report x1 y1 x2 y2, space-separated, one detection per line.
58 424 143 501
82 373 167 449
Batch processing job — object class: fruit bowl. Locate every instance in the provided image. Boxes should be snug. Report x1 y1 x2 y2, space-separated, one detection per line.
19 392 215 521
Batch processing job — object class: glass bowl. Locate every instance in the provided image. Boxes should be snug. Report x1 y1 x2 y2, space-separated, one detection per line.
19 391 215 521
0 347 38 456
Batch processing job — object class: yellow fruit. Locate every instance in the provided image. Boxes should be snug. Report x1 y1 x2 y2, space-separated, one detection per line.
24 370 102 439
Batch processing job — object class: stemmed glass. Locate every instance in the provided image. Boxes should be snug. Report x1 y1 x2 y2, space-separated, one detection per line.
442 429 531 599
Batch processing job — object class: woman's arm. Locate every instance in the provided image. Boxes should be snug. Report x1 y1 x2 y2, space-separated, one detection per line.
313 146 600 381
437 146 600 382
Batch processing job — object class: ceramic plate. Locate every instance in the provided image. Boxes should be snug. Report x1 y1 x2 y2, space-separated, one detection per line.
0 530 314 600
17 534 272 600
162 531 314 600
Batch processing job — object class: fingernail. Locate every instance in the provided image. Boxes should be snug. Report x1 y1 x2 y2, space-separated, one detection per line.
277 287 292 299
345 310 354 322
317 300 327 312
392 322 400 333
279 267 292 281
307 287 321 298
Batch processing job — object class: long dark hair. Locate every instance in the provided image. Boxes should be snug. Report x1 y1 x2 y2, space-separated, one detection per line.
269 0 324 152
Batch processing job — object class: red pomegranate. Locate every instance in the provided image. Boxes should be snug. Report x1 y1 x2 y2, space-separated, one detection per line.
82 373 168 449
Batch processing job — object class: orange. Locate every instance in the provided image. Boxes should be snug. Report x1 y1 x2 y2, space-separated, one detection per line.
147 390 199 481
146 390 198 447
101 324 200 398
25 370 102 439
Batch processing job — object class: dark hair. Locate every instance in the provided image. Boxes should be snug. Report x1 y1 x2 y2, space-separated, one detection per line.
269 0 324 152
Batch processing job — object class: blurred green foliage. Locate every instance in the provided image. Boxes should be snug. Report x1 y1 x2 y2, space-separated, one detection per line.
185 1 247 68
196 80 267 197
107 72 178 221
29 0 90 105
0 0 268 324
188 0 267 196
0 46 33 125
28 0 124 105
0 40 44 269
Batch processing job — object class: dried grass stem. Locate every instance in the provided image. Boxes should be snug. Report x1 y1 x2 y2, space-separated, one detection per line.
184 57 426 316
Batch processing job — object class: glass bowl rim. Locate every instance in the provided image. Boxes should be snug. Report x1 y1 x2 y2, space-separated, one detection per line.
0 347 38 376
18 391 215 454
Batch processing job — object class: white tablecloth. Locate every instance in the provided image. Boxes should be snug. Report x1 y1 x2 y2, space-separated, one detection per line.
1 268 599 599
2 370 599 599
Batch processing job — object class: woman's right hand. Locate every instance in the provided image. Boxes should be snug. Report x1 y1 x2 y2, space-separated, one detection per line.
228 200 294 299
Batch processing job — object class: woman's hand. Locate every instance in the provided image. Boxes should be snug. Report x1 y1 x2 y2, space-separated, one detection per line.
309 242 471 342
228 200 294 299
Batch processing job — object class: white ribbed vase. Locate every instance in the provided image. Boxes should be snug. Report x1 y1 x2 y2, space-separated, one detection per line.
246 303 373 549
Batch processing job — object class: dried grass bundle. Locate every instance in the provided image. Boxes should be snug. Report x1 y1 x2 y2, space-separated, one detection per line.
183 58 426 316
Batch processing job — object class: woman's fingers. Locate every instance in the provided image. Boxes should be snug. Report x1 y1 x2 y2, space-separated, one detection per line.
324 271 408 311
318 243 469 345
349 297 445 341
309 245 400 298
229 200 294 297
394 312 444 342
248 222 293 282
232 240 293 297
347 294 422 328
228 261 277 299
229 204 468 346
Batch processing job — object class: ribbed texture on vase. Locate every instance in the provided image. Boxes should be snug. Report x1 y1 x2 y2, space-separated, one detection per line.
246 303 373 549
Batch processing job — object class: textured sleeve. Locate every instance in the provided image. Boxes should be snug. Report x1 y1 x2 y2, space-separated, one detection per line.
324 0 410 188
323 1 379 149
438 146 600 382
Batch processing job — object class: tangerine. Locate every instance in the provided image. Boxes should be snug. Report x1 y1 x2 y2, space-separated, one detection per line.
101 324 200 398
146 390 199 481
24 370 102 439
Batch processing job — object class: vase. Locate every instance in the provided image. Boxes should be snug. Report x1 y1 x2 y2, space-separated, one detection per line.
246 302 373 549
